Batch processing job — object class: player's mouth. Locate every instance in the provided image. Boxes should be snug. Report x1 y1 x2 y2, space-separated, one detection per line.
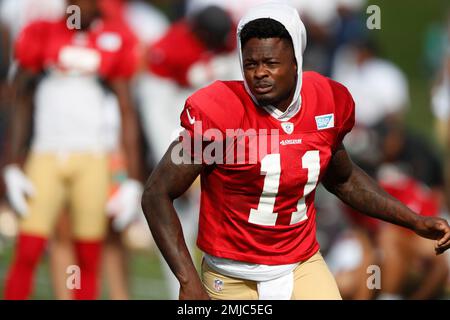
253 83 273 94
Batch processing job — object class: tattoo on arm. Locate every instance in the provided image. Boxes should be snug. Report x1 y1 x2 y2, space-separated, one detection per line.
322 144 420 230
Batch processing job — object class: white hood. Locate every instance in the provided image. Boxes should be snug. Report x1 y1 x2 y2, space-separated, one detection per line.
237 2 307 121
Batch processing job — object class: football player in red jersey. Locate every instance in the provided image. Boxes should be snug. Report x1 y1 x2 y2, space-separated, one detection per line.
2 0 143 299
141 3 450 300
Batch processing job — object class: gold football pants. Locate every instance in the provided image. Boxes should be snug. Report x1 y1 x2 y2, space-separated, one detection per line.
202 251 342 300
20 152 109 241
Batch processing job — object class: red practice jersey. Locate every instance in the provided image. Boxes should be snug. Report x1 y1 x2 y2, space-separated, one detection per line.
180 71 355 265
15 18 138 80
148 20 236 87
380 174 440 218
148 20 212 87
98 0 126 23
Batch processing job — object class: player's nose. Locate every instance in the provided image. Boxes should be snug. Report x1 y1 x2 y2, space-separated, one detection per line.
254 64 268 79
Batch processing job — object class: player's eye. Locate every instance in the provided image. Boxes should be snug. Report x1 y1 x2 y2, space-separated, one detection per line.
244 61 257 68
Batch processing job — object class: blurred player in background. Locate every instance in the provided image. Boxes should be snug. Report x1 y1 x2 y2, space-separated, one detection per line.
328 165 448 300
138 4 237 299
99 0 169 300
327 33 448 299
2 0 143 299
376 166 448 299
141 5 237 161
0 0 67 184
430 13 450 213
141 3 450 300
41 0 167 300
332 39 409 130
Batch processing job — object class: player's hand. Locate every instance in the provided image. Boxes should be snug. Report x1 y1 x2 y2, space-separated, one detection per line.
2 164 35 217
413 216 450 255
179 280 210 300
106 179 144 231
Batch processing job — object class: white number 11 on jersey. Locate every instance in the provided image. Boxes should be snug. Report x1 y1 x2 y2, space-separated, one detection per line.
248 151 321 226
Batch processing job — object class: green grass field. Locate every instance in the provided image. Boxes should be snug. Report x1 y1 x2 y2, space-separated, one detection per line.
0 239 170 300
369 0 449 141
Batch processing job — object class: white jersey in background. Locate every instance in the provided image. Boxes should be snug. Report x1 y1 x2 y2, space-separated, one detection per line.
124 0 169 45
32 72 111 153
332 46 409 127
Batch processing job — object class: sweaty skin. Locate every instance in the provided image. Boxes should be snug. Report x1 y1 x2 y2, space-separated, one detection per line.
141 37 450 300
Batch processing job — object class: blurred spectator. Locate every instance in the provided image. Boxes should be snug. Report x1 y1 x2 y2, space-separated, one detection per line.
430 13 450 222
376 166 448 300
289 0 366 75
430 13 450 147
2 0 143 300
141 5 237 162
0 0 66 186
326 32 448 299
432 61 450 147
125 0 169 47
424 10 450 79
374 120 443 191
334 36 444 196
333 39 410 128
49 0 169 301
185 0 367 76
331 38 410 173
333 0 367 47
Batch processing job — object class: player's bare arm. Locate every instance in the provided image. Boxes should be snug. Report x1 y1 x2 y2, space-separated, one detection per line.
322 143 450 255
8 67 36 164
141 141 209 300
109 79 143 180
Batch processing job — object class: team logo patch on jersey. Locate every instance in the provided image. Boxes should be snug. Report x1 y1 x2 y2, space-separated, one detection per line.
214 279 224 292
315 114 334 130
281 122 294 134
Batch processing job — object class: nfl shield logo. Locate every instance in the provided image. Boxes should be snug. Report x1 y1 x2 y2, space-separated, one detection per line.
281 122 294 134
214 279 224 292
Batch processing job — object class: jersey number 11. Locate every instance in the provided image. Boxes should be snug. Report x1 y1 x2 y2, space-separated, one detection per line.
248 151 320 226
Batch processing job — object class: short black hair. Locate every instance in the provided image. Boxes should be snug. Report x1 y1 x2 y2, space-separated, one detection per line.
240 18 293 48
